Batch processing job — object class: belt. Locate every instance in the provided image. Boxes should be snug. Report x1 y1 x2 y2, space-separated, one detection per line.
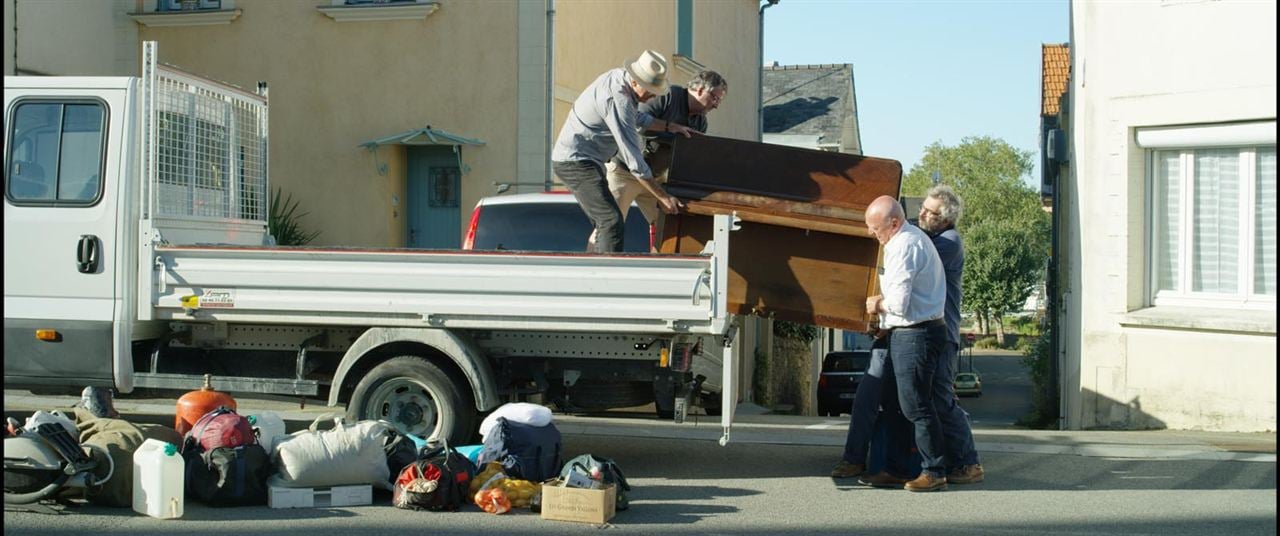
889 318 944 331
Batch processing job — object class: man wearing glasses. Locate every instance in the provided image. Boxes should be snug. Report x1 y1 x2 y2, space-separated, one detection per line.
589 70 729 251
915 185 984 485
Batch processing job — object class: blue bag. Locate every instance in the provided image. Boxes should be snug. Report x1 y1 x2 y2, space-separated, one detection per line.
476 417 561 483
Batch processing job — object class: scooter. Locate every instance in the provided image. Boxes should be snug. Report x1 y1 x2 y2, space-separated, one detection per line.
4 422 113 511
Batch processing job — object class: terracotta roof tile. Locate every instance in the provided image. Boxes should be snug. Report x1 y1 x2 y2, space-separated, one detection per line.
1042 43 1070 117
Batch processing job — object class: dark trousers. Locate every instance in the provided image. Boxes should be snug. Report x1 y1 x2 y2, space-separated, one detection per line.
843 336 974 475
889 320 949 476
936 341 980 467
553 159 624 253
841 343 889 465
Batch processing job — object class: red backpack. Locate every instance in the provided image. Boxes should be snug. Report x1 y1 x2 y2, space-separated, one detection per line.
183 406 255 453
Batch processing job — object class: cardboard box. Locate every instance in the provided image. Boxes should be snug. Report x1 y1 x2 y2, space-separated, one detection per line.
540 480 617 524
267 482 372 509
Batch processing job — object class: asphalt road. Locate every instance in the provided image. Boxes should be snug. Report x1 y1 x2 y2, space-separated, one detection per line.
5 430 1276 535
5 349 1275 534
958 350 1034 427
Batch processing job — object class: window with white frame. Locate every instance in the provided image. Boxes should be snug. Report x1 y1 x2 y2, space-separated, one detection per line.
1142 121 1276 308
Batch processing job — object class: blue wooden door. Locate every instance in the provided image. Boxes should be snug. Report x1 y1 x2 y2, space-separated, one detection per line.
407 146 461 249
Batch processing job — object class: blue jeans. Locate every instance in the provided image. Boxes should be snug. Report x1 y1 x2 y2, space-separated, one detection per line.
936 341 979 467
553 159 623 253
841 344 890 465
889 321 948 476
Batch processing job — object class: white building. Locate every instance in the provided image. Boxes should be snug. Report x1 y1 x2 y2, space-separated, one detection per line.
1058 0 1276 431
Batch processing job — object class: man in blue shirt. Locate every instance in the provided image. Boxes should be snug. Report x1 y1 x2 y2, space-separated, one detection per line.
551 50 694 253
915 184 983 485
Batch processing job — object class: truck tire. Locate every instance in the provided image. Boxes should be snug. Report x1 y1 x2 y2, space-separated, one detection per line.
347 355 474 445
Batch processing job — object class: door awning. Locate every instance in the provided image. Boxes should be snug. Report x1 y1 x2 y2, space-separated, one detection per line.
359 126 486 149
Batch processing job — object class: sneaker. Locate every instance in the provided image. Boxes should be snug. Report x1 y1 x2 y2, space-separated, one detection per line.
858 471 909 488
947 464 985 484
904 472 947 492
830 460 866 479
76 386 120 419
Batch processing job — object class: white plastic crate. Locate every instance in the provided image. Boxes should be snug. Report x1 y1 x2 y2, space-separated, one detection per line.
267 483 372 509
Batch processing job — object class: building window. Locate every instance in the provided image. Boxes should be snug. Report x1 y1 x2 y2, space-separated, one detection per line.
160 0 222 11
5 100 106 205
676 0 694 58
1148 136 1276 307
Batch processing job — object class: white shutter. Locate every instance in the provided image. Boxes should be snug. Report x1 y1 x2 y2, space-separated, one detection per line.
1137 121 1276 149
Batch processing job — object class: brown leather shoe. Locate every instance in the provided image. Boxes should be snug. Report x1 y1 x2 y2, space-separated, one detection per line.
858 471 910 488
947 464 985 484
830 460 866 478
904 472 948 492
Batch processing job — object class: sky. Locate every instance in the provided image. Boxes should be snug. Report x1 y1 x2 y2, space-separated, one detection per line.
763 0 1070 187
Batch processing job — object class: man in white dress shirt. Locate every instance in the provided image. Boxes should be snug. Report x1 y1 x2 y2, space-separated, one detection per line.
864 195 950 492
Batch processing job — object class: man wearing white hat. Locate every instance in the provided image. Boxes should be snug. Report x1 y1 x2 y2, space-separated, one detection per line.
552 50 694 253
588 70 728 251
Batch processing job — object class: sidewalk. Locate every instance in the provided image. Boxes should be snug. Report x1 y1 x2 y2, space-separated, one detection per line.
3 390 335 430
6 390 1273 462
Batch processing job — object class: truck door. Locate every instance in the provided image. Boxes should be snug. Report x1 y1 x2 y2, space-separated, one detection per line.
4 88 125 388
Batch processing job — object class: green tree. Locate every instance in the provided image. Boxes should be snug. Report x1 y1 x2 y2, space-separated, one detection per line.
900 136 1048 339
963 219 1043 339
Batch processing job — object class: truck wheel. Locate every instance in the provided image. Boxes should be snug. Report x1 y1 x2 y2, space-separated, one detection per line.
347 356 474 444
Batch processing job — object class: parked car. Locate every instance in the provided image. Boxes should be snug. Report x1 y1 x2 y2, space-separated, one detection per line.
816 350 872 417
953 372 982 397
463 191 653 252
460 191 721 417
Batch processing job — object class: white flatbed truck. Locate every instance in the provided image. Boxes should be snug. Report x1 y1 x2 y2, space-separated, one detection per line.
4 43 743 444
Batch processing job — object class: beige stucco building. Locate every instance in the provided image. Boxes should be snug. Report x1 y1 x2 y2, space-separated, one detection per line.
5 0 771 408
5 0 761 249
1060 0 1276 432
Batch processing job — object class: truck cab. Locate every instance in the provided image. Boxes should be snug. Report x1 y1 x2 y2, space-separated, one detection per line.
4 76 137 392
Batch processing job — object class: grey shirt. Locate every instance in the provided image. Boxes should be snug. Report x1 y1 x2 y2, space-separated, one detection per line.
551 68 656 180
928 227 964 346
611 84 708 173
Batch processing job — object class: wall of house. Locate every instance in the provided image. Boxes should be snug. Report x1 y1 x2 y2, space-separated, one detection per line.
8 0 759 247
139 0 521 247
553 0 760 156
1064 0 1276 431
4 0 139 76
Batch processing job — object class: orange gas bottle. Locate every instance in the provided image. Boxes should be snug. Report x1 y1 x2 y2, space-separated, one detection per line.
174 374 236 435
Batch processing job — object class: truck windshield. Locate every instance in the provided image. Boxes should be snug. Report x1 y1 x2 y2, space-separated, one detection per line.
471 202 651 252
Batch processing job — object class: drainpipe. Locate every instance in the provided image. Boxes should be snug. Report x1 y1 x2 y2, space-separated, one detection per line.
12 0 17 75
757 0 779 142
545 0 556 192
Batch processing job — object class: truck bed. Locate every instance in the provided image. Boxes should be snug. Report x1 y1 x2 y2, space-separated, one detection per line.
150 244 726 334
